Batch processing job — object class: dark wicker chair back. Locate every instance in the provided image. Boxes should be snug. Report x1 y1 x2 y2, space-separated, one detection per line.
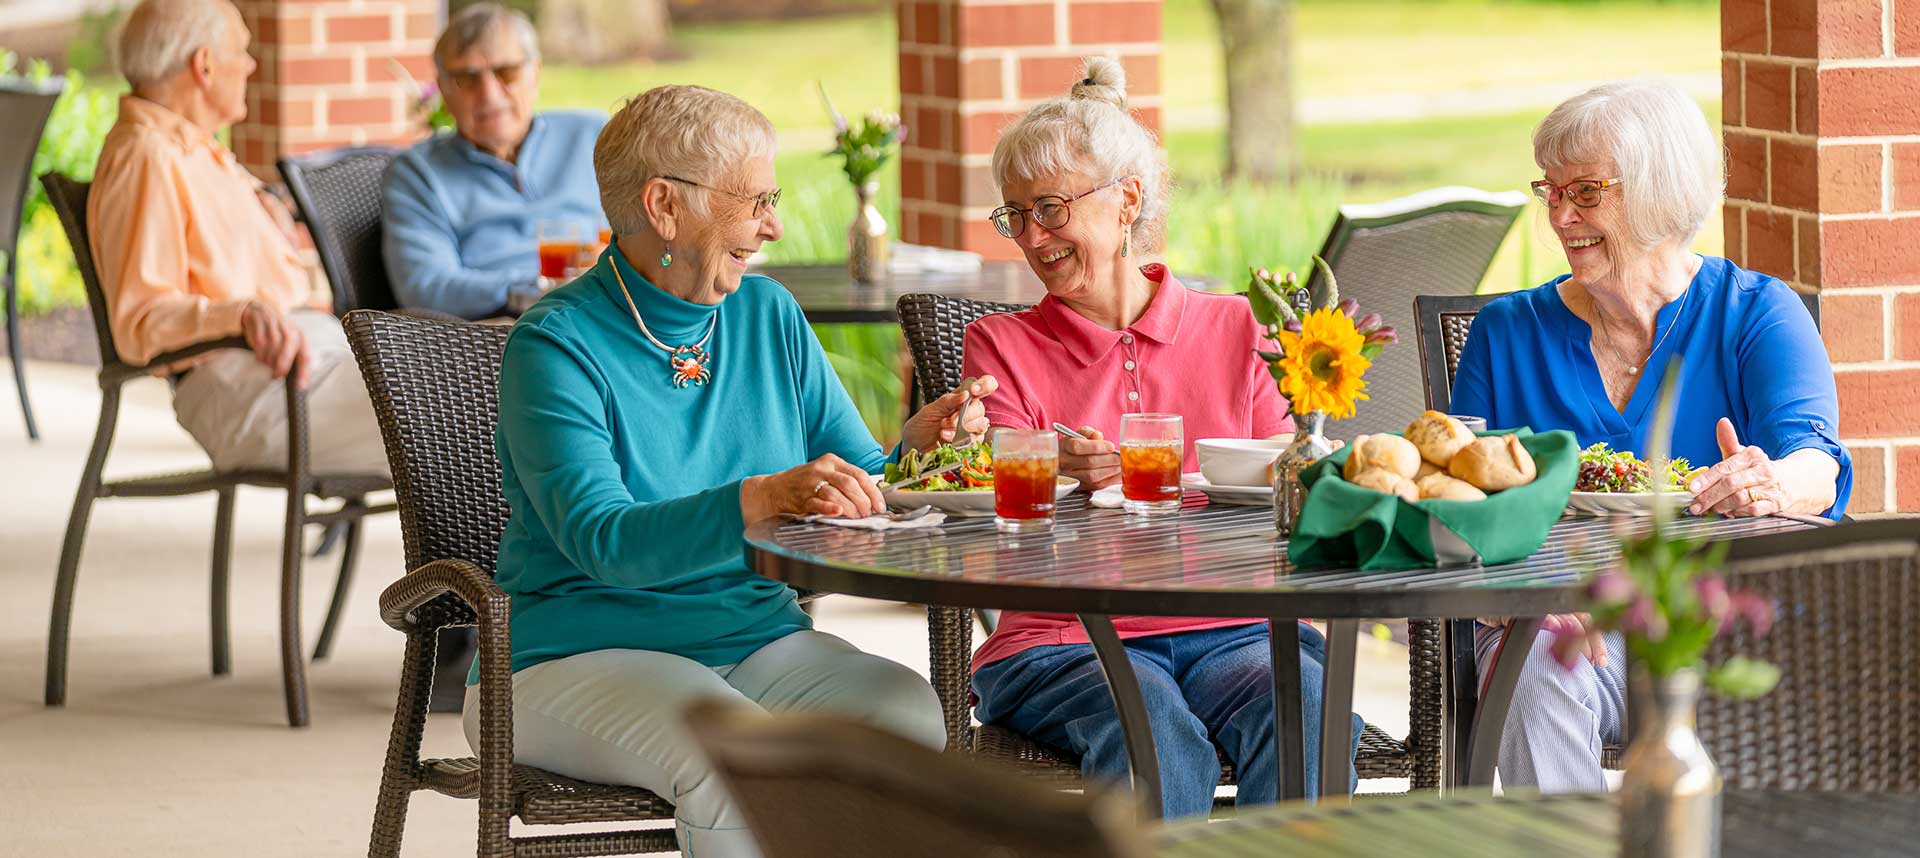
342 310 510 574
280 146 400 314
1696 519 1920 791
3 79 65 440
1415 291 1822 414
39 174 122 368
1303 188 1527 438
686 699 1147 858
896 293 1029 406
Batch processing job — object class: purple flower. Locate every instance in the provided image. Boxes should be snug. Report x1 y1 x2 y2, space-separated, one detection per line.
1695 575 1731 624
1354 313 1383 332
1621 596 1667 642
1284 319 1303 334
1337 298 1360 318
1588 568 1635 606
1730 592 1776 637
1364 326 1399 345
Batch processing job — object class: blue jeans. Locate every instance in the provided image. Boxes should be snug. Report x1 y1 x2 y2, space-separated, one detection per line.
972 621 1362 819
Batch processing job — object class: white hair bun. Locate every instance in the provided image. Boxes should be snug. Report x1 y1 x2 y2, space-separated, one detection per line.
1069 56 1128 110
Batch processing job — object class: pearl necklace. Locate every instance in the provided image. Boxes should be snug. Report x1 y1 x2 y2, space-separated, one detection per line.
611 263 717 389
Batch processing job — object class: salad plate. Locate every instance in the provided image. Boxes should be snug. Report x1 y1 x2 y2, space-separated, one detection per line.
884 477 1080 515
1566 442 1699 517
881 442 1078 515
1565 490 1694 517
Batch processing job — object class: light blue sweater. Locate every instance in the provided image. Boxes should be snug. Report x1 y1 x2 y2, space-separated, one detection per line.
490 245 888 675
380 110 608 319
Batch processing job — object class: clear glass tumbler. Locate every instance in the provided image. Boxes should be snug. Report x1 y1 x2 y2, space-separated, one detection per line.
993 428 1059 533
1119 413 1183 515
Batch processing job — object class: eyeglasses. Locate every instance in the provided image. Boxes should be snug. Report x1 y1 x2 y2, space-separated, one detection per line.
658 176 783 218
1530 177 1624 208
443 61 529 92
989 177 1127 239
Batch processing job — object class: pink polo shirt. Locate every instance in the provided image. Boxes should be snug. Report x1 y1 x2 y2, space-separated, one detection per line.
962 263 1293 672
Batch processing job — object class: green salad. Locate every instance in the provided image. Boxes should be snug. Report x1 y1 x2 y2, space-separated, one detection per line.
1576 442 1698 493
883 443 994 492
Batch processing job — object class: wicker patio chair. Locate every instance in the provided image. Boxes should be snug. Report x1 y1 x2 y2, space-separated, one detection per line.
1302 187 1528 439
1 77 64 441
344 309 679 857
278 146 405 315
1413 288 1829 777
1701 518 1920 791
895 292 1433 794
685 699 1148 858
39 173 393 728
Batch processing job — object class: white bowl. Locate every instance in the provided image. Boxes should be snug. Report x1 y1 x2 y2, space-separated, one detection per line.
1195 437 1290 488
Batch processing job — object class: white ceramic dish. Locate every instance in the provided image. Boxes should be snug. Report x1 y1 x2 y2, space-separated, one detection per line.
1195 438 1290 488
884 477 1080 516
1181 473 1273 506
1565 490 1694 517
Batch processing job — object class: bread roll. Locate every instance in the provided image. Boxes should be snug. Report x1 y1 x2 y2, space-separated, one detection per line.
1349 468 1418 502
1416 472 1488 501
1342 434 1421 481
1448 435 1538 491
1405 410 1475 467
1415 460 1442 481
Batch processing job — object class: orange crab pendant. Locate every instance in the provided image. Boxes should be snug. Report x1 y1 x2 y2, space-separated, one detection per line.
669 345 712 388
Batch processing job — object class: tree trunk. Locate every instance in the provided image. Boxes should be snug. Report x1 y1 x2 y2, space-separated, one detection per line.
1208 0 1295 184
537 0 671 65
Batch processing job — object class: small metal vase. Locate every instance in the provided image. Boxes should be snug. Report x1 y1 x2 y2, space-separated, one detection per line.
847 180 889 284
1271 411 1334 537
1620 666 1722 858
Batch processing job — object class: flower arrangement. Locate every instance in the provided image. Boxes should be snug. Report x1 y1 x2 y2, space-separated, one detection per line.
388 59 455 134
1559 363 1780 699
1245 258 1397 420
818 83 906 188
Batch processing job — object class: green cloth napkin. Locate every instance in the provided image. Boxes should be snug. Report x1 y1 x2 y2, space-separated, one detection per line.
1286 428 1578 571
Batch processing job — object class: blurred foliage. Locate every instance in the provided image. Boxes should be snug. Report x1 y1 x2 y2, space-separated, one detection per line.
62 6 126 76
3 52 120 314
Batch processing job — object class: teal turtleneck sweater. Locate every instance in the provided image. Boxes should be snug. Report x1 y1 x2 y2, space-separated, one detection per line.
489 245 887 675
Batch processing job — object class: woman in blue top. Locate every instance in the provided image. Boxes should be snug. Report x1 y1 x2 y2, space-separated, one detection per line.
473 85 993 858
1450 79 1850 793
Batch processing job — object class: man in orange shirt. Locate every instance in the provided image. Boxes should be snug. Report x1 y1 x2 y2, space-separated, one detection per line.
88 0 386 477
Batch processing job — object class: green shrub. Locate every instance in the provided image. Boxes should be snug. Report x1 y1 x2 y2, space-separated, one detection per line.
4 52 121 314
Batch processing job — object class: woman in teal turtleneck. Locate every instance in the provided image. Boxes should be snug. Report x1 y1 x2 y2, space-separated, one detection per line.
472 85 994 858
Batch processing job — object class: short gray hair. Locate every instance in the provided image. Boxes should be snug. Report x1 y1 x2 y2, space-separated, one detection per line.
991 56 1170 252
594 85 777 235
1533 78 1723 248
434 3 540 72
115 0 232 89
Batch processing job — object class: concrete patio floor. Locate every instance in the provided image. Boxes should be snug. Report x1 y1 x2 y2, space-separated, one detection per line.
0 356 1411 857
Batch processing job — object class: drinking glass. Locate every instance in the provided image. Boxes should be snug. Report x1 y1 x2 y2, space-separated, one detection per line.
536 221 584 286
1119 413 1183 515
993 428 1059 533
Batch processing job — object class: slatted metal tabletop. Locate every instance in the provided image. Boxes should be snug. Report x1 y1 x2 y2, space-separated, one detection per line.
1154 790 1920 857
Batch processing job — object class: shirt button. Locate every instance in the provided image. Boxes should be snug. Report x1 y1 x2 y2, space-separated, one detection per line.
1122 335 1134 345
1124 360 1136 371
1127 391 1139 401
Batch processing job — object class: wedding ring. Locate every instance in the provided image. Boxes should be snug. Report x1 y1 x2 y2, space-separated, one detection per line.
813 480 830 495
1747 487 1762 504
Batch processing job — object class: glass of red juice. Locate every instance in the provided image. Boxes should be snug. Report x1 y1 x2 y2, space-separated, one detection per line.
1119 413 1183 515
536 221 583 285
993 428 1058 533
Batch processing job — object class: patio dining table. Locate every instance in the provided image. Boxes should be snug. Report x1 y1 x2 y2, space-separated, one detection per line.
744 494 1813 818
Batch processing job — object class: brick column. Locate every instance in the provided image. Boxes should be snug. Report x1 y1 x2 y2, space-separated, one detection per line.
1723 0 1920 513
897 0 1163 261
232 0 440 182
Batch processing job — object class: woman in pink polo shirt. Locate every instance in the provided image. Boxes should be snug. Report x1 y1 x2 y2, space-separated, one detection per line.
959 58 1361 818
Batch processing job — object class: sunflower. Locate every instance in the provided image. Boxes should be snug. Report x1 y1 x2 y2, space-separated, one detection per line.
1274 308 1372 419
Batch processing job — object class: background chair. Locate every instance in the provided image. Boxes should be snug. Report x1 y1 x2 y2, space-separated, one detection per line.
1413 288 1829 778
1302 187 1528 439
685 698 1148 858
895 292 1434 794
38 173 392 728
1 77 64 441
345 310 679 857
278 146 402 315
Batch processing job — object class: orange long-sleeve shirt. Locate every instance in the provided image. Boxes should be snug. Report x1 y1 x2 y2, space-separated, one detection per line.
87 96 328 368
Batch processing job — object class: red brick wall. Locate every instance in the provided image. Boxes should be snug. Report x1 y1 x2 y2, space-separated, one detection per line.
898 0 1163 260
233 0 440 181
1725 0 1920 513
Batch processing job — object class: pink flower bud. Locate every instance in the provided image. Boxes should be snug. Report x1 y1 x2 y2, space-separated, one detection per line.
1622 596 1667 642
1694 575 1731 624
1729 592 1775 638
1284 319 1303 334
1588 568 1635 606
1354 313 1383 332
1337 298 1360 318
1364 327 1399 345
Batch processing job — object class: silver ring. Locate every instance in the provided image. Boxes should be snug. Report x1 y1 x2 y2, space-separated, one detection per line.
813 480 831 495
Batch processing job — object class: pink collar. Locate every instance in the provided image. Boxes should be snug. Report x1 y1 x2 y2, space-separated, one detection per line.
1035 263 1187 367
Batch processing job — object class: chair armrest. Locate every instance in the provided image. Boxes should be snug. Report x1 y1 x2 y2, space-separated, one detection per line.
378 558 505 635
100 336 250 385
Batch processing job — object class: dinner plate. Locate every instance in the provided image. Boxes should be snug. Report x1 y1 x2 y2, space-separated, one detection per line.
884 477 1080 516
1181 473 1273 506
1565 490 1694 517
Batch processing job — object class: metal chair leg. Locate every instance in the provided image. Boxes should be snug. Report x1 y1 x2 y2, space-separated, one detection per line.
4 271 38 441
976 608 999 635
211 487 236 676
46 386 120 705
280 486 310 727
312 521 346 558
314 512 363 660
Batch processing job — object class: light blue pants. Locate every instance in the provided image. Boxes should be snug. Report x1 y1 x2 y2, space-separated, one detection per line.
463 630 945 858
1474 623 1627 793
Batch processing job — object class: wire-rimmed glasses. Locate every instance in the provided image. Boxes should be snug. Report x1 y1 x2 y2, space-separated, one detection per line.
989 176 1129 239
1530 177 1624 208
657 176 783 218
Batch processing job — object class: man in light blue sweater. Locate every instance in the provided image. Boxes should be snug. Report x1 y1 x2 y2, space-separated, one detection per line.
380 3 607 320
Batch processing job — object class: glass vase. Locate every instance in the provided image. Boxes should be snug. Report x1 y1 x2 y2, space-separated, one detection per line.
1270 411 1334 537
848 180 889 284
1619 666 1722 858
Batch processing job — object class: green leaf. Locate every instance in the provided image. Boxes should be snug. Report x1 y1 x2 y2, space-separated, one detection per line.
1307 255 1339 312
1705 656 1781 700
1246 268 1280 327
1254 349 1284 363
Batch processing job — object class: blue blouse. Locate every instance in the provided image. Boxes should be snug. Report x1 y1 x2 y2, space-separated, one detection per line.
1450 255 1850 519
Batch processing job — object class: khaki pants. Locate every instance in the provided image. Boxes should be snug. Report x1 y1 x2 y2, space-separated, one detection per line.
171 310 390 477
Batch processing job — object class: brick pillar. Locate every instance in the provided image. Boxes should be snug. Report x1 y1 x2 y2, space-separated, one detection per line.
897 0 1163 261
1723 0 1920 513
232 0 440 182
